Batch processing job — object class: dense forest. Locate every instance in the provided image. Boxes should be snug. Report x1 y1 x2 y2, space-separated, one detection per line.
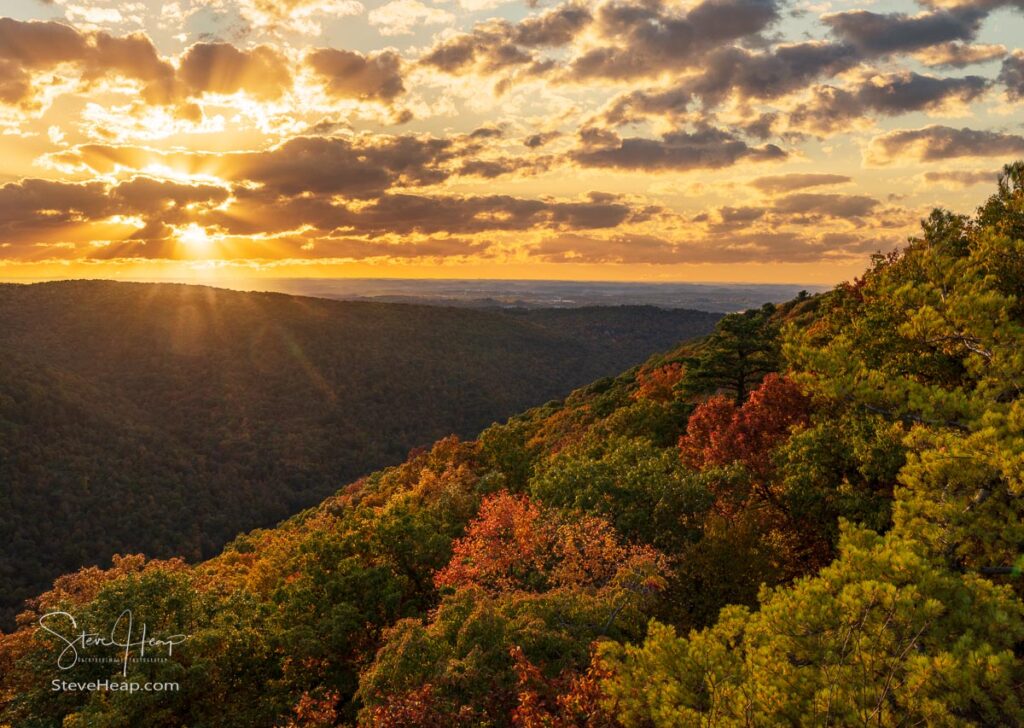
2 163 1023 726
0 284 721 629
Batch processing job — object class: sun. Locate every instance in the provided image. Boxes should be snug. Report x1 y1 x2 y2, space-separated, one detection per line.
177 223 211 249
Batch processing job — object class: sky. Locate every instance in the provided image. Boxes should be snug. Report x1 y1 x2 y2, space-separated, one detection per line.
0 0 1022 285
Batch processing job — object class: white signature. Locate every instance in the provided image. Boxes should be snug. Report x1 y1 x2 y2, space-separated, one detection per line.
38 610 188 677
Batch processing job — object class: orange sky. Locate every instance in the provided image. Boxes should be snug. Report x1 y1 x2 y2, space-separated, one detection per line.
1 0 1023 284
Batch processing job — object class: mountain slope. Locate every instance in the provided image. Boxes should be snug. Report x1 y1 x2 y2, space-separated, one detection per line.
0 280 720 626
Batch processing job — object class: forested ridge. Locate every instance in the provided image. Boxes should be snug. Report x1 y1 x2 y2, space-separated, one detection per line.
2 164 1024 727
0 283 720 629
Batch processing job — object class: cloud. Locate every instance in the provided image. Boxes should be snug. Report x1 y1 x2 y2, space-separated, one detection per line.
914 42 1006 68
513 4 592 47
999 51 1024 100
368 0 454 36
599 87 692 127
0 60 31 106
0 18 177 108
46 131 531 195
922 169 1000 186
231 135 458 195
567 0 779 81
823 9 985 56
591 40 864 124
527 229 887 264
419 0 778 84
306 48 405 102
771 193 879 218
0 18 88 67
236 0 365 34
418 4 592 77
749 173 852 194
419 22 534 75
202 189 655 237
571 127 786 171
457 156 551 178
524 131 561 148
684 42 860 107
0 175 654 256
790 72 989 134
867 125 1024 163
324 192 650 235
0 176 228 251
179 43 292 100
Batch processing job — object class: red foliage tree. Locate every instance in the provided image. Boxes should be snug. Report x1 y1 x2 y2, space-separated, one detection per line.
679 373 810 481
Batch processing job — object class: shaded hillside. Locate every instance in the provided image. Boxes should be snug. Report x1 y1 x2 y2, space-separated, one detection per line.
0 280 720 627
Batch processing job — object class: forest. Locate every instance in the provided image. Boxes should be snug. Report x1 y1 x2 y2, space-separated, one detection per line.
1 163 1023 726
0 284 719 629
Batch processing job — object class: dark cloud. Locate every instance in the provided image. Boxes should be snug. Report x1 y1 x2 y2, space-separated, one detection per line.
0 18 177 107
306 48 405 102
0 179 108 242
567 0 779 81
824 9 985 56
686 42 860 106
790 72 989 134
869 125 1024 163
420 0 778 83
179 43 292 100
513 4 593 47
457 156 551 178
592 40 862 126
415 5 590 77
922 169 999 187
469 126 503 139
749 173 851 194
600 87 692 126
999 51 1024 100
420 21 534 74
0 59 30 105
328 193 648 235
203 189 653 237
524 131 561 148
231 135 456 196
717 206 765 224
49 137 452 197
48 132 528 196
571 127 785 171
771 193 879 218
0 177 228 249
0 18 88 67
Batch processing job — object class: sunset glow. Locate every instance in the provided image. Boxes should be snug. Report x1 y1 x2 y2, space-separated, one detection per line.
1 0 1023 284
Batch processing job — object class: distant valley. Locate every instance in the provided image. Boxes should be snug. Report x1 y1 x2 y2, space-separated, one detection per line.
0 280 723 627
